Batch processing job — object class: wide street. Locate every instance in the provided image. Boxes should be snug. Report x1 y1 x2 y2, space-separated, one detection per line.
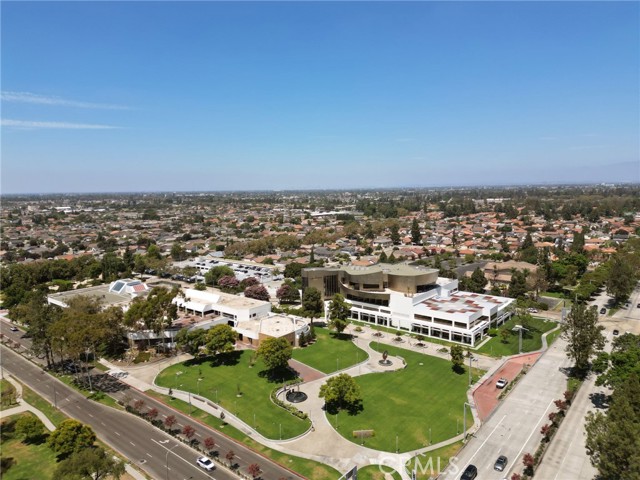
535 282 640 480
438 335 573 480
0 320 303 480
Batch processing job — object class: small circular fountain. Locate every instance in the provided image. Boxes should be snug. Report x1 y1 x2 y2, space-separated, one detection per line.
286 390 308 403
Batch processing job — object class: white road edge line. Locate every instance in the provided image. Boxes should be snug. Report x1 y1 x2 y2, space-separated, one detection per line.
467 414 507 464
513 400 555 465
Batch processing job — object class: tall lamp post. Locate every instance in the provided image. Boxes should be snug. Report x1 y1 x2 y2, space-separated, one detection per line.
463 402 474 440
468 355 478 386
512 325 530 354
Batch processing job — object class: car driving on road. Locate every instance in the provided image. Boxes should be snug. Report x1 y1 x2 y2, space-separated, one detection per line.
196 456 215 471
494 455 508 471
600 307 607 314
460 464 477 480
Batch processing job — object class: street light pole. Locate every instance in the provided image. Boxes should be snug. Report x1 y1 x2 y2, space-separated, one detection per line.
463 402 473 440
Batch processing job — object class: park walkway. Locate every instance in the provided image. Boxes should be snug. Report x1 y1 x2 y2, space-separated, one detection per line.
105 331 487 479
105 323 562 479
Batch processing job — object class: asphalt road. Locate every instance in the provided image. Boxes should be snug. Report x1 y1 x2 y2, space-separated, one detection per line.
0 320 303 480
535 281 640 480
438 336 573 480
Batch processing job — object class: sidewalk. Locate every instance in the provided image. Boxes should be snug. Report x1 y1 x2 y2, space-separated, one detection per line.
0 371 149 480
103 333 482 480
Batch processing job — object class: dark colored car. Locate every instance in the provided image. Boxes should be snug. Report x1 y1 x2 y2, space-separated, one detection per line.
460 464 478 480
494 455 508 471
613 329 619 336
600 307 606 314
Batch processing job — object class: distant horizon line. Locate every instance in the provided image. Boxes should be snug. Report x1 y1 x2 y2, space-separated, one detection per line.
2 181 638 197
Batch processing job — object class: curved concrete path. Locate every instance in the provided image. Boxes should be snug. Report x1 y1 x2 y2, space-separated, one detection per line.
106 328 501 480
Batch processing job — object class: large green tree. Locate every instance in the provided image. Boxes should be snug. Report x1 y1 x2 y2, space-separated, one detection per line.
204 265 235 287
450 345 465 373
53 446 125 480
606 254 635 305
257 337 293 371
585 374 640 480
205 324 237 356
47 419 96 457
15 414 45 443
328 293 351 333
507 269 528 299
593 333 640 390
302 287 323 314
318 373 362 414
562 302 606 373
175 327 208 355
411 218 421 245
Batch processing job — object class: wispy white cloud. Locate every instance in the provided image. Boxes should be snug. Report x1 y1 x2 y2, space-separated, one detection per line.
1 91 129 110
2 119 120 129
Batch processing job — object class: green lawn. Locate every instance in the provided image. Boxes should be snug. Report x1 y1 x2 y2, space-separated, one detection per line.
357 464 402 480
156 350 310 439
292 327 368 373
546 328 562 346
328 344 481 453
408 440 464 479
1 379 18 410
146 390 340 479
475 316 558 357
0 413 57 480
19 383 68 427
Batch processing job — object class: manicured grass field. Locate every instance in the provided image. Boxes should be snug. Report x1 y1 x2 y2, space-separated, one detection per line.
408 440 464 479
292 327 368 373
1 379 18 410
146 390 340 479
475 316 558 357
329 344 481 453
0 413 57 480
156 350 310 439
357 464 402 480
19 383 68 427
545 328 562 346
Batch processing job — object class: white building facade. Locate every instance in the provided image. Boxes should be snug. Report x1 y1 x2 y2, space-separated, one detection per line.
304 265 513 346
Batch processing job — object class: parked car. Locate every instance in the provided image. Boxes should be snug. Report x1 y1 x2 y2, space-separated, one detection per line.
494 455 508 471
196 456 215 471
637 303 640 308
527 308 538 313
613 329 619 336
10 325 19 332
496 378 508 389
600 307 607 314
460 464 478 480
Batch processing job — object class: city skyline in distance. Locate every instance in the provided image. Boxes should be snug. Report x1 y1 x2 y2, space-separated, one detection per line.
2 1 638 194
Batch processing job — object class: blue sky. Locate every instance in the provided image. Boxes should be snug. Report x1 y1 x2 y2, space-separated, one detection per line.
2 1 638 194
